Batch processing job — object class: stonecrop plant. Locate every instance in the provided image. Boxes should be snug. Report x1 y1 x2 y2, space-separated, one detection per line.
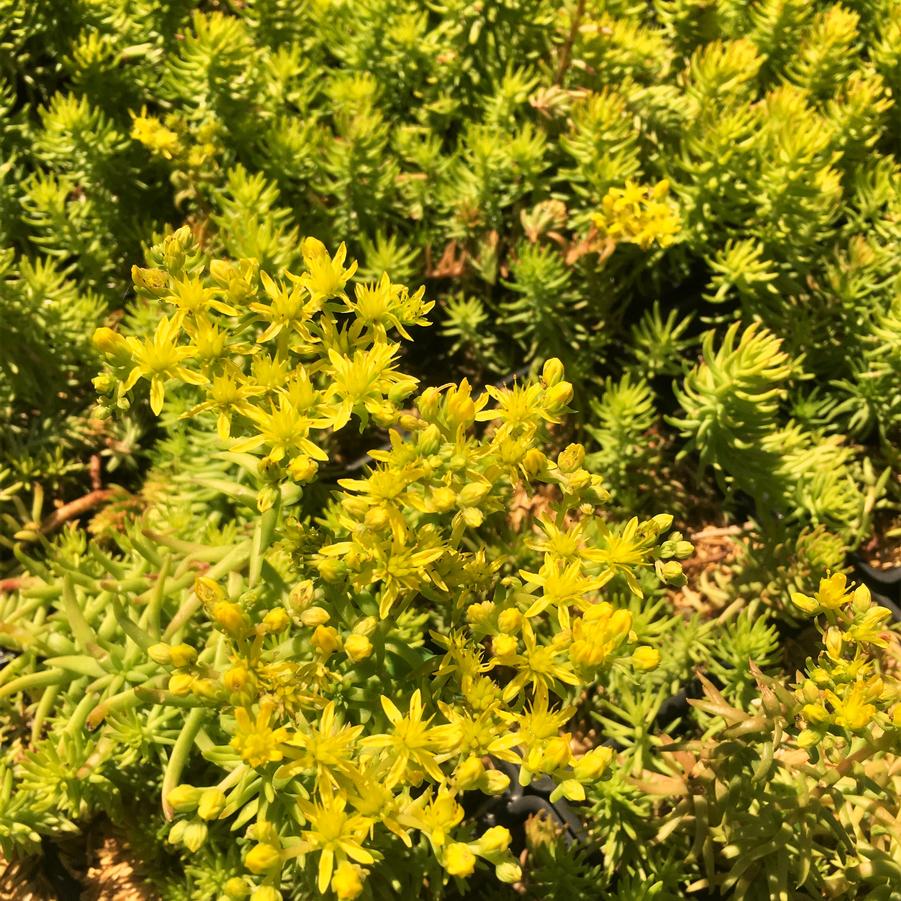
1 0 900 897
3 231 695 898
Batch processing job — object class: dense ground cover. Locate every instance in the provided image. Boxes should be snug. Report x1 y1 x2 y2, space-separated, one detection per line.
0 1 899 898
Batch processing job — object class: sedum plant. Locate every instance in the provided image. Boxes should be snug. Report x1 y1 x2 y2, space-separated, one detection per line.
2 0 899 568
2 232 690 898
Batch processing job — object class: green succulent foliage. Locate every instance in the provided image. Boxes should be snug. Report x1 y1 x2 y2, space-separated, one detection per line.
0 1 900 896
0 0 897 554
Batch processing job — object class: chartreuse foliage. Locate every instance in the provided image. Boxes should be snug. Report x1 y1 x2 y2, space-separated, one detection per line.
1 0 899 553
0 0 899 897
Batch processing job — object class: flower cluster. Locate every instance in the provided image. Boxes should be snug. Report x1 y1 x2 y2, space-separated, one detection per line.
89 233 686 898
792 573 900 746
591 180 681 251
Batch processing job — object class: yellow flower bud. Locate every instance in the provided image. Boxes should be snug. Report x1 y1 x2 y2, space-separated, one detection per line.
545 381 573 410
311 625 341 656
92 326 129 356
650 513 673 533
353 616 377 637
169 643 197 668
212 601 250 638
166 784 201 813
417 387 441 419
169 673 195 696
474 825 512 856
825 627 843 662
790 592 818 614
331 861 365 900
801 680 820 703
458 482 491 507
556 443 585 474
250 821 279 844
657 560 685 586
260 608 291 634
300 606 331 627
521 448 547 477
466 601 495 626
317 556 346 582
244 843 282 874
497 608 522 634
573 746 613 781
148 643 172 665
444 842 476 877
250 887 282 901
482 769 511 795
287 455 318 482
495 860 522 884
198 788 227 820
492 634 518 657
631 646 660 671
432 486 457 512
454 757 486 790
209 258 237 285
418 423 442 454
223 664 251 693
542 357 564 386
851 583 871 612
344 633 373 663
802 703 830 725
183 819 208 852
462 507 484 527
222 876 250 899
130 265 169 296
288 579 315 612
609 609 633 635
195 576 225 606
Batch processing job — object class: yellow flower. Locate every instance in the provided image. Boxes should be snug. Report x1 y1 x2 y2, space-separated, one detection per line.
498 619 579 702
825 682 878 732
278 700 363 790
130 109 180 158
519 556 607 629
250 271 312 342
298 238 357 300
569 602 633 670
432 705 519 762
361 689 446 786
230 699 290 767
312 624 342 656
166 275 240 320
344 273 433 340
297 795 374 894
398 786 464 850
121 315 206 414
231 395 329 463
791 572 851 615
593 180 680 250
